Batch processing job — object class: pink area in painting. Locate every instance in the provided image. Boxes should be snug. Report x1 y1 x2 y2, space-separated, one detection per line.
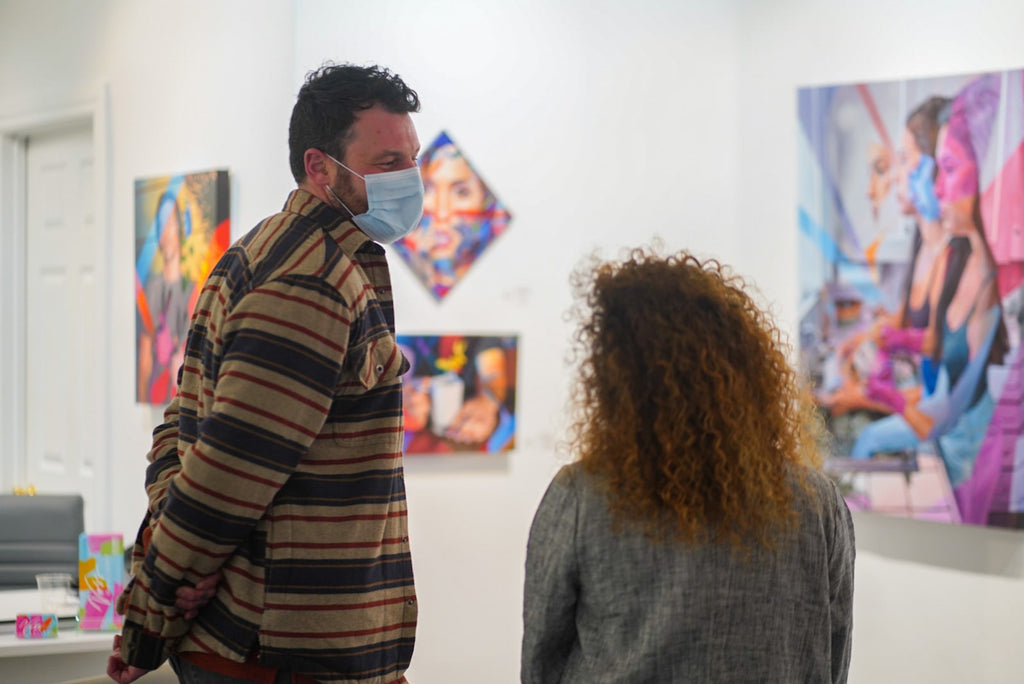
78 533 125 631
981 140 1024 269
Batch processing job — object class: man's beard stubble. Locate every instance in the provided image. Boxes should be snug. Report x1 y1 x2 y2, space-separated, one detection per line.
331 169 368 217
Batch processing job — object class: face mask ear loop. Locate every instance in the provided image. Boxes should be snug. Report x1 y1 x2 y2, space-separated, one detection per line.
322 151 362 218
324 152 365 180
325 183 357 219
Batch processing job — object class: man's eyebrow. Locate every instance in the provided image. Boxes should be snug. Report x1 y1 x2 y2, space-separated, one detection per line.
373 148 420 161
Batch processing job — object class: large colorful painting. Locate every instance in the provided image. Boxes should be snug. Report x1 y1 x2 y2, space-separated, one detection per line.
134 169 230 405
397 334 517 454
392 131 512 300
799 70 1024 527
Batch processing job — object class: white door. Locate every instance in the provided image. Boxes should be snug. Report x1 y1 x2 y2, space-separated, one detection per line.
24 124 105 532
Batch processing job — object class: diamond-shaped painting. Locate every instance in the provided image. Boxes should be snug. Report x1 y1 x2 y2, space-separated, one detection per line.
393 131 511 300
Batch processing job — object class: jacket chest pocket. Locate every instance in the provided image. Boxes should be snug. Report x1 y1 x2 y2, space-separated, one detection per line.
335 331 409 395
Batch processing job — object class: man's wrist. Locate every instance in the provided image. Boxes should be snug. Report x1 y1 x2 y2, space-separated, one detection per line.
120 622 171 671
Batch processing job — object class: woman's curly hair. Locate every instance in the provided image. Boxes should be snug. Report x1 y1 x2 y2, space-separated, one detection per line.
567 247 826 551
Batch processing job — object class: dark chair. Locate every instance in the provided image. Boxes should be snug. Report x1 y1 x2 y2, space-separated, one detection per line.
0 494 84 589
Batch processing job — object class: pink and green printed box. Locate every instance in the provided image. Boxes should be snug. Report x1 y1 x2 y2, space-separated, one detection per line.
78 533 125 631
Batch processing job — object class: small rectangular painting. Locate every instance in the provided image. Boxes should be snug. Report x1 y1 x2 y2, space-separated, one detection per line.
798 70 1024 527
134 169 230 405
396 334 517 454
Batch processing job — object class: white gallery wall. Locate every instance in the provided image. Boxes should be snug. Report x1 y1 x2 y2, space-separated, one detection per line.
0 0 296 540
1 0 1023 682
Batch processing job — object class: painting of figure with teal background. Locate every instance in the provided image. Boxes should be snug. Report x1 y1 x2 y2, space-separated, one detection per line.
134 169 230 405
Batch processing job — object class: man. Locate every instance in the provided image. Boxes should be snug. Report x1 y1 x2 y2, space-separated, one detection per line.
109 63 423 684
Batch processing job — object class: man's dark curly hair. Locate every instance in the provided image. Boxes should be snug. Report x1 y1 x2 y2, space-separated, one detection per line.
288 62 420 183
567 247 826 551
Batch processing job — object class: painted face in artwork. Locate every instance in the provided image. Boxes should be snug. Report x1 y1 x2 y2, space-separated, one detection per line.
156 197 182 278
393 133 511 299
895 128 921 216
934 123 979 236
419 148 488 262
866 142 892 220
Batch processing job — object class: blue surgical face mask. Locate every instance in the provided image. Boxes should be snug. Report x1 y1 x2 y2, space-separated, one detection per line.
323 153 425 244
908 154 940 222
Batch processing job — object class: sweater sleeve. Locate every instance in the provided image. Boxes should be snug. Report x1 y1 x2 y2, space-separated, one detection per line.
521 465 581 684
120 277 351 670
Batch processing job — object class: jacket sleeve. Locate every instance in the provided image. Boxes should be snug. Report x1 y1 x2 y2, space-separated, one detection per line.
115 394 184 616
521 466 580 684
143 392 186 519
120 277 351 670
828 480 856 683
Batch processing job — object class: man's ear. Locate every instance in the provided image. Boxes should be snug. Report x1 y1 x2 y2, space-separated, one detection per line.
304 148 332 185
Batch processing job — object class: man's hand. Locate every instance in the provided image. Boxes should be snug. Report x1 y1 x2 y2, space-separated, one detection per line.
107 634 150 683
175 572 222 620
445 394 499 445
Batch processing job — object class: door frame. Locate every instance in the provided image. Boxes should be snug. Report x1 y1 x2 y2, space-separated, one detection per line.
0 85 113 529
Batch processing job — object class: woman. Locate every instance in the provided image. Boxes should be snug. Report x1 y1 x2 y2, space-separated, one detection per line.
853 94 1008 487
522 248 855 683
137 191 194 404
825 96 957 416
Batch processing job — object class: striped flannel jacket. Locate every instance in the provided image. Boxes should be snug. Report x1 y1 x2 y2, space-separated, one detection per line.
119 189 416 684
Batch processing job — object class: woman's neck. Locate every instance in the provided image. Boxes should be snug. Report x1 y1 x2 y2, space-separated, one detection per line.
919 218 946 249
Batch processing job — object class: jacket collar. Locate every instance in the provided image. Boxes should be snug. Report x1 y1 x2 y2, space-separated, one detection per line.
282 188 383 257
